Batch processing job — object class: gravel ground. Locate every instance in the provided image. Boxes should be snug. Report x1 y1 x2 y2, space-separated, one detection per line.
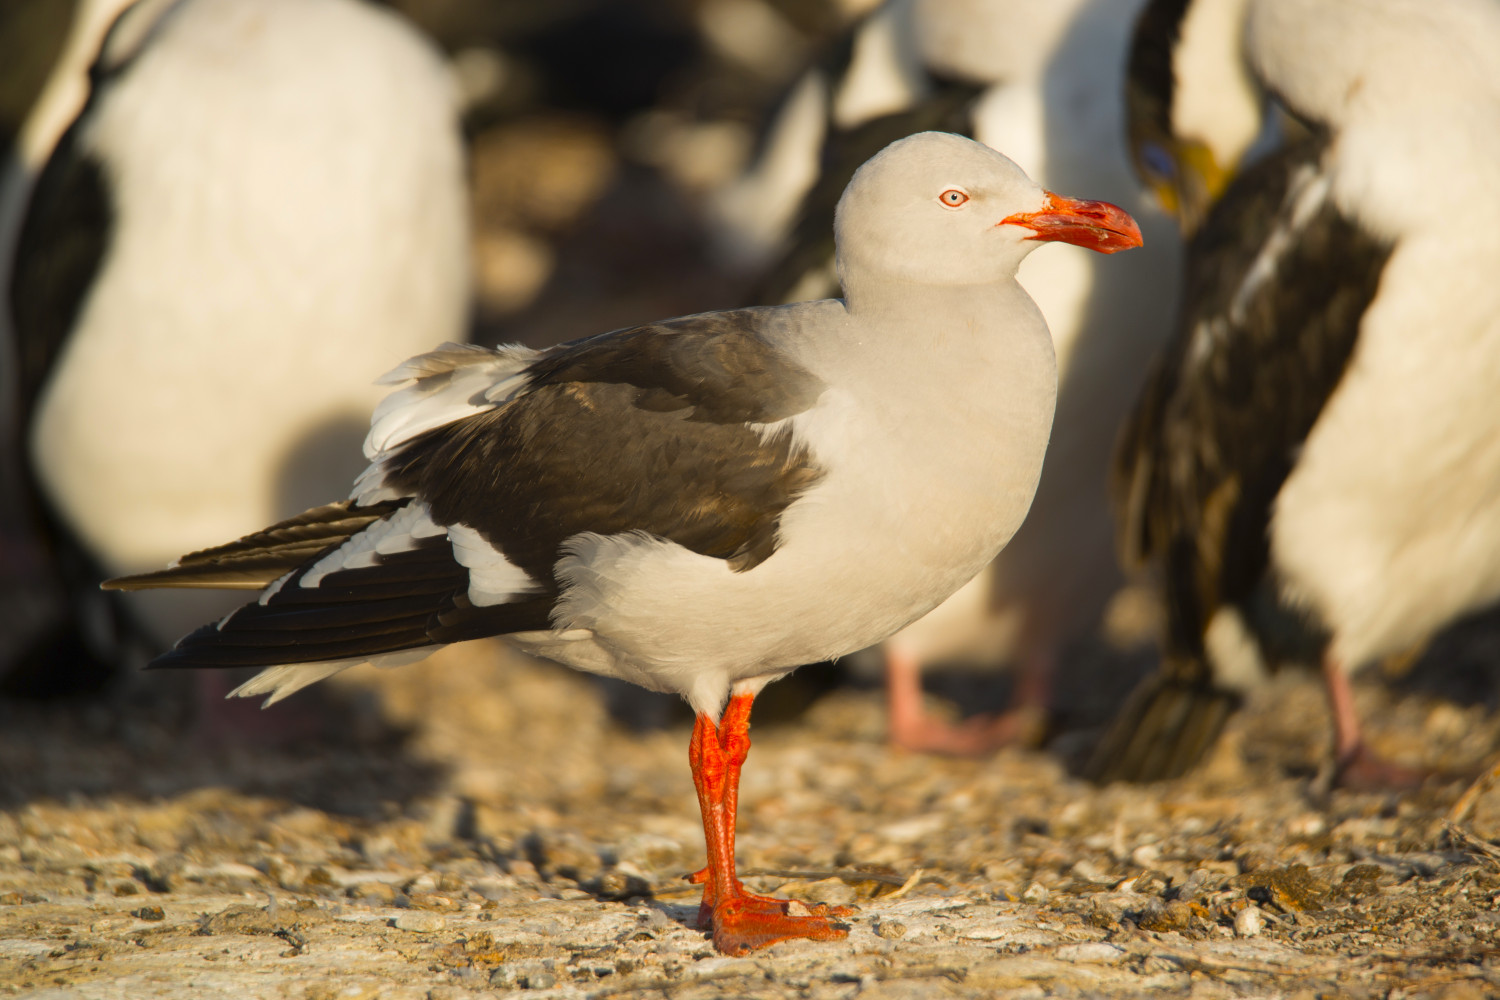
3 635 1500 1000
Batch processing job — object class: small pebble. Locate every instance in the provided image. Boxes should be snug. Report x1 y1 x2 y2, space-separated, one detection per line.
1235 906 1265 938
1423 701 1470 742
392 911 446 933
594 869 651 901
1136 899 1197 933
875 920 906 939
1285 814 1326 839
1056 942 1126 964
407 891 460 911
447 965 486 987
636 907 672 932
302 867 338 893
131 905 165 922
1131 843 1162 867
1132 870 1170 896
1022 881 1049 904
347 881 397 905
780 877 857 909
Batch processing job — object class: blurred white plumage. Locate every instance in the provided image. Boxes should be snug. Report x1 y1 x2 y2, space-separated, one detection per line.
6 0 469 685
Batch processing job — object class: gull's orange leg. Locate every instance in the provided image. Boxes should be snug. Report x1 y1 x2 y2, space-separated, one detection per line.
687 692 851 954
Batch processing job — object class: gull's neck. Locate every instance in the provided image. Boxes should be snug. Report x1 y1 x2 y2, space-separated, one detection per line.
810 271 1057 423
842 271 1045 348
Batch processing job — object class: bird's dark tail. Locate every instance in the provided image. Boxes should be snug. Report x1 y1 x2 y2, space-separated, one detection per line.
104 500 401 592
1082 666 1241 783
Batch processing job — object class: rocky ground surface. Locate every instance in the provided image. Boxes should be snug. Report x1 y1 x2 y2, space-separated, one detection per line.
3 635 1500 1000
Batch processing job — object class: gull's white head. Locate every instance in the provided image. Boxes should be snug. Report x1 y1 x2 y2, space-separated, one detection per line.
834 131 1142 289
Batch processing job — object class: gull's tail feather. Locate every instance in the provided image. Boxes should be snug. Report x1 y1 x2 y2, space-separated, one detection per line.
103 500 403 591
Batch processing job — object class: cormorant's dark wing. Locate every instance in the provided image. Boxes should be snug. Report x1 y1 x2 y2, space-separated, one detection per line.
1091 135 1394 782
10 115 112 422
0 78 120 698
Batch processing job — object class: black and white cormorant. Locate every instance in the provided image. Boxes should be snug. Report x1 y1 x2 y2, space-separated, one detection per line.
2 0 470 697
1095 0 1500 787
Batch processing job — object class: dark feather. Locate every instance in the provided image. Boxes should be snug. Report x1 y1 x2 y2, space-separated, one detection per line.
1084 670 1240 783
134 311 827 672
1123 0 1191 198
105 500 405 590
1 64 122 697
148 540 465 669
389 311 826 580
10 119 113 423
1126 0 1190 148
525 311 824 423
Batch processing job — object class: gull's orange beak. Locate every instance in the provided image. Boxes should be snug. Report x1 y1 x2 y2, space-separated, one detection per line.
1001 192 1144 254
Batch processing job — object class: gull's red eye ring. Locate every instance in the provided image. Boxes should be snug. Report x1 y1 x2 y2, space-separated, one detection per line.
939 188 969 208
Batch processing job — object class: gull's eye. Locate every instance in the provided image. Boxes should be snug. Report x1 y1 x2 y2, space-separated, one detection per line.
939 188 970 208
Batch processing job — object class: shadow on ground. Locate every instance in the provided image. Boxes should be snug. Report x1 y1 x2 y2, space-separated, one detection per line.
0 664 445 817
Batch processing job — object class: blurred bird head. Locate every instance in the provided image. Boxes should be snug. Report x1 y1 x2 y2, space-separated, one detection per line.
1125 0 1268 234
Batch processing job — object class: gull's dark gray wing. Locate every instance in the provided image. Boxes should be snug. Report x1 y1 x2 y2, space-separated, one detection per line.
110 309 829 669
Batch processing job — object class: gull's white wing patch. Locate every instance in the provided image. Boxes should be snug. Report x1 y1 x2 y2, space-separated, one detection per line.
447 523 545 606
299 501 447 589
277 500 541 611
354 341 540 505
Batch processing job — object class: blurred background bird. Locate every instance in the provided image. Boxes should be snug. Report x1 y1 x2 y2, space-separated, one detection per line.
1 0 470 714
1122 0 1270 237
0 0 140 696
1093 0 1500 788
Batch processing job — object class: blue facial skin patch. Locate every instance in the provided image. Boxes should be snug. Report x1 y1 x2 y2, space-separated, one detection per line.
1140 140 1178 181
